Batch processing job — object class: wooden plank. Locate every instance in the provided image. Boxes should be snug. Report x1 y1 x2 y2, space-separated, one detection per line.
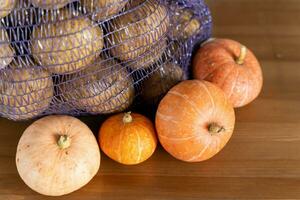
1 0 300 199
1 175 300 200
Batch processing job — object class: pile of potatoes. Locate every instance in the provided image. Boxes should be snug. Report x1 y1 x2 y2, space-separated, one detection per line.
0 0 203 120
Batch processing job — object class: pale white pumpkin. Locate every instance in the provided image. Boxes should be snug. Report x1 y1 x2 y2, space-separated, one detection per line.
16 115 101 196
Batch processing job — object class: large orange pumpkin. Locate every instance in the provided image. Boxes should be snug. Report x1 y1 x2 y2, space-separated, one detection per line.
193 38 263 108
99 112 157 165
156 80 235 162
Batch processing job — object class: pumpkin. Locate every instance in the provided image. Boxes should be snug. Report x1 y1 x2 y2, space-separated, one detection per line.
107 0 169 64
0 63 53 121
16 115 101 196
193 38 263 108
141 62 184 105
169 7 201 40
0 0 16 18
60 57 134 114
156 80 235 162
0 27 15 70
31 8 104 74
30 0 72 10
99 112 157 165
81 0 128 21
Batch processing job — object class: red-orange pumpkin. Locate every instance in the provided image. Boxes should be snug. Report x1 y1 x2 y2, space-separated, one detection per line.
156 80 235 162
193 38 263 108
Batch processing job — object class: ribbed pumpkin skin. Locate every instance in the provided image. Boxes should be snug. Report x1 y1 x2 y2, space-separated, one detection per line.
16 115 101 196
99 113 157 165
156 80 235 162
193 39 263 108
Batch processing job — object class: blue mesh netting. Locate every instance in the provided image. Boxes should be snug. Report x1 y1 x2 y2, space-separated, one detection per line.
0 0 212 121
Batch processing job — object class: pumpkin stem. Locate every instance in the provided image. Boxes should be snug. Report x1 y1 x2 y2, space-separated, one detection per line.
57 135 71 149
123 112 133 124
236 45 247 65
208 123 225 135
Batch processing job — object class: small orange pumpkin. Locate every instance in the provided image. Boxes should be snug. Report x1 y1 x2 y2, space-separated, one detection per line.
156 80 235 162
193 38 263 108
99 112 157 165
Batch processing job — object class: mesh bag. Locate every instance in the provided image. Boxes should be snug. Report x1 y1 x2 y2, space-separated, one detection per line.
0 0 212 121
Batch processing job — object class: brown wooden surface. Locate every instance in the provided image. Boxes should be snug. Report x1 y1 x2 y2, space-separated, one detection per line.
1 0 300 199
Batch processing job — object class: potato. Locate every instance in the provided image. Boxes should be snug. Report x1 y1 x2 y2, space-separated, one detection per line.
162 40 183 63
0 0 16 18
30 0 72 10
0 63 54 121
108 0 169 63
81 0 128 21
31 8 104 74
127 39 167 70
169 8 201 40
60 57 134 114
11 0 33 26
0 27 15 70
141 62 183 105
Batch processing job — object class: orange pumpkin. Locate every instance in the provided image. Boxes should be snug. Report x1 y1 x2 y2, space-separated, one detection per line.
193 38 263 108
156 80 235 162
99 112 157 165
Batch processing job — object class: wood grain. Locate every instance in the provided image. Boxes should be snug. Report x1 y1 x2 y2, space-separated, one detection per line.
1 0 300 199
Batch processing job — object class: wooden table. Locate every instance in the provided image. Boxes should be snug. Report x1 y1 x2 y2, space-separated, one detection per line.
1 0 300 199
